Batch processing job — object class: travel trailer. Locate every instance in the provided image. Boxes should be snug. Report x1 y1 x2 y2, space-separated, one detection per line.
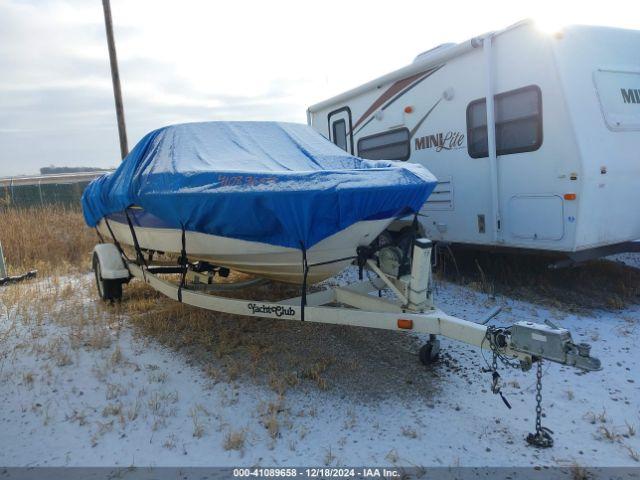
307 20 640 262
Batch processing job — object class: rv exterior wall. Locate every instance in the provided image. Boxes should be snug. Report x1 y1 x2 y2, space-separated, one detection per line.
310 21 640 255
552 25 640 250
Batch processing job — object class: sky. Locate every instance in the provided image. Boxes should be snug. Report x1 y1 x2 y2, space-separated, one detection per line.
0 0 636 177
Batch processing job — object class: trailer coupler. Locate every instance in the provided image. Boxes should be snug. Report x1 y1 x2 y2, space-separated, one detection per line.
486 320 601 372
509 321 601 371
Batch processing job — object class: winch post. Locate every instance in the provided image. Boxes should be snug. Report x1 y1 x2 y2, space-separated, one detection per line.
408 238 433 311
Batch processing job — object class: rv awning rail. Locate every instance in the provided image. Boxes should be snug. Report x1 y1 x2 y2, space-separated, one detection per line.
306 19 532 116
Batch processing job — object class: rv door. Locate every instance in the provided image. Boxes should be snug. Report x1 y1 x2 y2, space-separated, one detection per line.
328 107 354 154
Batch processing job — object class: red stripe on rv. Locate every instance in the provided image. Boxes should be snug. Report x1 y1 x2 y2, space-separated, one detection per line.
351 70 429 131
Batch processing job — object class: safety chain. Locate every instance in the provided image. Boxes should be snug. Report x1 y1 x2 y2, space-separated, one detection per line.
485 327 555 448
526 359 554 448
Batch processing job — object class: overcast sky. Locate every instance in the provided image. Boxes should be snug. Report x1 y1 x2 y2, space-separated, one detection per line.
0 0 635 177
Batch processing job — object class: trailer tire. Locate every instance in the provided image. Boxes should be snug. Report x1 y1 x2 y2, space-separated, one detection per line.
93 252 122 302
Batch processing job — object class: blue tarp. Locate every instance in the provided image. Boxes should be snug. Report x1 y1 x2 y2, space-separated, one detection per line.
82 121 437 249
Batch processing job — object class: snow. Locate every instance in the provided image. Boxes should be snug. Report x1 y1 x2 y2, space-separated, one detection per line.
0 262 639 468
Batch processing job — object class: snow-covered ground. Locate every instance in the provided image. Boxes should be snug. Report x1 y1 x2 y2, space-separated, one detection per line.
0 259 638 468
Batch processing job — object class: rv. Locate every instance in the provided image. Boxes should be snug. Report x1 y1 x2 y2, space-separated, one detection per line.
307 20 640 262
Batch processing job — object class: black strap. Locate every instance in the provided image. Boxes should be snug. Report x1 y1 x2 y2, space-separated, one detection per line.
124 209 146 268
300 243 308 322
298 247 358 322
104 217 128 261
95 227 104 243
177 226 188 302
296 242 399 320
296 213 421 313
376 256 382 297
400 212 420 267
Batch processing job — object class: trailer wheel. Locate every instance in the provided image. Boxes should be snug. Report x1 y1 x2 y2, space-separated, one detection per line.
93 252 122 302
419 340 440 365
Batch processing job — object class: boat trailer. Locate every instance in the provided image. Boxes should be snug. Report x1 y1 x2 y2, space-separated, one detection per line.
92 237 601 448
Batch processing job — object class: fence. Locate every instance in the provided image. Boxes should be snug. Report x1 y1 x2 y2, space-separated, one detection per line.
0 172 107 209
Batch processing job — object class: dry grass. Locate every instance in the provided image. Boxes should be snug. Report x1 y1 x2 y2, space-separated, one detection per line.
385 449 400 464
597 425 622 442
223 429 246 453
1 247 341 450
0 205 95 276
570 463 590 480
401 426 418 439
162 434 177 450
323 445 336 466
583 409 608 425
102 403 123 417
2 269 441 404
627 445 640 462
189 404 209 438
22 371 35 387
625 421 636 438
437 247 640 310
300 357 332 391
123 284 343 394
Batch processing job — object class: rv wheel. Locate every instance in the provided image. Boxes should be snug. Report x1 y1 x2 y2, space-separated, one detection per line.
419 338 440 365
92 252 122 302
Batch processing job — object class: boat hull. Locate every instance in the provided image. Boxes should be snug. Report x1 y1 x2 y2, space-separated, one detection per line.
98 216 391 284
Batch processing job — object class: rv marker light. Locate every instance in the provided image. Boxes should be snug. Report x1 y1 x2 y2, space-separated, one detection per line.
564 193 577 200
404 106 413 114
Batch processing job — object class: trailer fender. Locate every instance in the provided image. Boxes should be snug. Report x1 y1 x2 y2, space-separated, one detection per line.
92 243 129 280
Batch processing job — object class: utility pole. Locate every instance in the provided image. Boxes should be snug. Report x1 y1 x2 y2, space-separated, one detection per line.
0 241 6 278
102 0 129 160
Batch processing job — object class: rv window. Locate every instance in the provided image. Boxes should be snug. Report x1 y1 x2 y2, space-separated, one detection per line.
332 119 348 151
357 128 410 161
466 85 542 158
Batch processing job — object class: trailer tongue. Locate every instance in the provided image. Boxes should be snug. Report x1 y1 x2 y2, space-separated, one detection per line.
92 231 601 448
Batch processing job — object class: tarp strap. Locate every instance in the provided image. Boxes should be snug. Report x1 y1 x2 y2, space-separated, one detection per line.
123 210 147 282
95 228 104 243
402 212 420 267
124 209 147 269
299 251 360 321
104 217 128 261
177 226 188 303
300 243 309 322
412 212 420 230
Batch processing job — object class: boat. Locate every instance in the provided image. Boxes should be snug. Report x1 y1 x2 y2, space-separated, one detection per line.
82 121 438 284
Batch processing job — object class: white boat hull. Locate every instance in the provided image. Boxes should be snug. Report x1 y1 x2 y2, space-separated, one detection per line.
98 217 391 284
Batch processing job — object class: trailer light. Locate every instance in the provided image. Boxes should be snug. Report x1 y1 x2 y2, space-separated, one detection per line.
404 106 413 114
564 193 577 200
397 319 413 329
